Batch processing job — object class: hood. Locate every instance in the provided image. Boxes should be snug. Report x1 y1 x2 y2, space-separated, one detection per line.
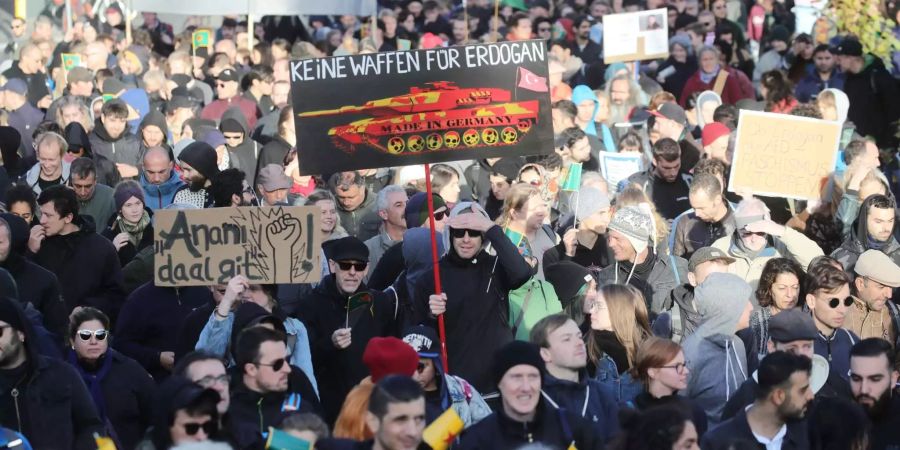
92 117 133 143
120 87 151 132
403 227 445 280
229 302 284 358
139 110 169 145
696 91 722 128
441 201 491 260
221 106 251 135
65 122 93 157
692 273 751 344
571 85 599 136
821 88 849 124
851 193 900 250
0 213 29 256
0 296 42 378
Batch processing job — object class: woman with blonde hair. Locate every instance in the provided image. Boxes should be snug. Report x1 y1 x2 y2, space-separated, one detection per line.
588 283 651 402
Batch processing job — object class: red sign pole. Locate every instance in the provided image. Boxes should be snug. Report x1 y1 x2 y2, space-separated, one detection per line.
423 163 450 373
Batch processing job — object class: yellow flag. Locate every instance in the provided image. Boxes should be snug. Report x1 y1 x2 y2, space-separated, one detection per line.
94 434 117 450
422 408 464 450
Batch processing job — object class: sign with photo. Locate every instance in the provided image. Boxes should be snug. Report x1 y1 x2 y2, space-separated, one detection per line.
603 8 669 63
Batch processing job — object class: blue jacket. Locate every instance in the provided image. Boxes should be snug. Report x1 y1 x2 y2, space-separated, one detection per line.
815 328 858 382
541 372 620 443
139 169 185 211
794 70 845 103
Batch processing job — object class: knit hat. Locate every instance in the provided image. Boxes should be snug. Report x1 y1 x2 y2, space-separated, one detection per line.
702 122 731 147
0 295 25 331
544 261 593 302
199 128 226 150
492 340 545 386
575 187 610 221
404 192 447 228
607 204 654 254
177 141 220 180
363 336 419 382
114 181 146 211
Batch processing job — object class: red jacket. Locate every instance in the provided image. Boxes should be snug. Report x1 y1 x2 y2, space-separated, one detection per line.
200 95 259 128
679 67 752 107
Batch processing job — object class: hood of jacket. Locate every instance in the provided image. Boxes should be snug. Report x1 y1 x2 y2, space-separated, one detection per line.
64 122 94 157
571 85 599 136
848 193 900 253
403 227 445 290
441 201 491 262
140 168 185 196
139 110 169 146
821 88 849 124
92 117 133 143
221 106 251 136
691 273 751 346
0 296 43 379
0 213 29 274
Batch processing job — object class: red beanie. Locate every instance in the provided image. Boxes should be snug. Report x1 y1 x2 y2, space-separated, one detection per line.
363 337 420 382
702 122 731 147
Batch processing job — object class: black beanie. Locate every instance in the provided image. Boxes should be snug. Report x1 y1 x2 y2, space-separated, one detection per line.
177 141 220 180
492 341 545 387
219 118 244 134
544 261 593 302
0 213 28 254
0 294 25 330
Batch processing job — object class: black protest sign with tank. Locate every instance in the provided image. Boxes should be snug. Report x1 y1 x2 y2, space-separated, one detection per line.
290 40 554 175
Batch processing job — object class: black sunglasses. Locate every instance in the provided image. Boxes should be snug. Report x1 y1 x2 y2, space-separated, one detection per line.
183 420 218 436
828 296 854 309
257 357 287 372
77 329 108 341
433 210 447 221
450 228 482 239
336 261 368 272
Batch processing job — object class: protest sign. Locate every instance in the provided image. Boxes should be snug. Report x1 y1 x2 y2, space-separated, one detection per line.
599 152 645 192
291 40 554 175
603 9 669 63
153 206 322 287
729 110 841 200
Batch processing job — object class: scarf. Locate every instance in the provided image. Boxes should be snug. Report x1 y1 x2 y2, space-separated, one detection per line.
618 247 658 282
68 350 113 420
867 234 888 251
116 210 151 247
699 64 721 84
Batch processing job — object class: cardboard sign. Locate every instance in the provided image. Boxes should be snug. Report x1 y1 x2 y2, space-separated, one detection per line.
729 110 841 200
291 40 554 175
599 152 644 192
603 9 669 63
153 206 322 286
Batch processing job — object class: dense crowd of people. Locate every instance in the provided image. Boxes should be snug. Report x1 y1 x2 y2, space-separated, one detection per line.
0 0 900 449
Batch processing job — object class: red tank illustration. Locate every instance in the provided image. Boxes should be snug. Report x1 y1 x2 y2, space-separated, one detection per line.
298 81 539 154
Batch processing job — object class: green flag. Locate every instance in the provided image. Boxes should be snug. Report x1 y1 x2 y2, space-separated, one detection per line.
561 163 582 191
192 30 210 51
501 0 528 10
265 427 311 450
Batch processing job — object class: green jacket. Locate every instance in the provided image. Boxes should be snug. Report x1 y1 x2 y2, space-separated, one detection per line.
508 277 562 341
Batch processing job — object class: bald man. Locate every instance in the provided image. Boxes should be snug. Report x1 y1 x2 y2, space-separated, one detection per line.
140 146 186 210
2 44 50 107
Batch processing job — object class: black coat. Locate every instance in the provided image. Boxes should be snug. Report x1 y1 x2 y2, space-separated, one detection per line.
101 210 155 266
870 394 900 450
29 215 125 320
175 301 216 362
629 391 708 437
296 275 398 424
721 369 852 421
113 283 213 381
1 252 67 342
414 225 531 393
457 399 603 450
255 135 292 181
701 407 808 450
843 56 900 149
541 372 620 443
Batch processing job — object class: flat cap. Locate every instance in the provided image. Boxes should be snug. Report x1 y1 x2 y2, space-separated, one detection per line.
854 250 900 288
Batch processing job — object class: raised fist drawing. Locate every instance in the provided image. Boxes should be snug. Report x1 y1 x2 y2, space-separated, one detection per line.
265 215 302 280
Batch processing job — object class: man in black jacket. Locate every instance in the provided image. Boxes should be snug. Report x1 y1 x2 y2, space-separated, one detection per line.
836 38 900 149
228 326 322 449
850 338 900 450
701 352 813 450
624 137 692 221
457 341 602 450
297 236 397 424
0 296 104 449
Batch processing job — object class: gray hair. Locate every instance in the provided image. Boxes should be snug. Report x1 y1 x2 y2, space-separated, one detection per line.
376 184 406 212
697 45 720 60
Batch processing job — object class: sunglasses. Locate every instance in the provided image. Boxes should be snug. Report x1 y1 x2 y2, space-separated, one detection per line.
196 374 230 388
257 357 287 372
827 296 854 309
336 261 368 272
182 420 218 436
77 329 108 341
450 228 482 239
417 362 427 374
433 210 447 221
660 362 689 374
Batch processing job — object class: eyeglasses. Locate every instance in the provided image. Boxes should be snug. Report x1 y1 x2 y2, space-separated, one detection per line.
336 261 368 272
196 374 230 387
660 362 689 374
182 420 218 436
417 362 427 374
257 357 287 372
433 210 447 221
77 329 108 341
827 296 854 309
450 228 482 239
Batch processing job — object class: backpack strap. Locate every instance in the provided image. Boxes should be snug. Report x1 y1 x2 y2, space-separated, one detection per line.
671 304 683 343
668 254 682 285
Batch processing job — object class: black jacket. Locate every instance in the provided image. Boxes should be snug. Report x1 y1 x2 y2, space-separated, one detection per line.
701 406 808 450
541 372 620 443
101 209 155 266
720 369 851 421
624 169 692 221
227 365 322 450
113 283 213 381
29 215 125 320
88 118 142 168
255 135 292 181
222 107 260 186
870 393 900 450
457 399 603 450
832 194 900 273
296 275 398 424
175 301 216 362
65 122 120 187
629 391 708 436
414 225 532 393
843 56 900 149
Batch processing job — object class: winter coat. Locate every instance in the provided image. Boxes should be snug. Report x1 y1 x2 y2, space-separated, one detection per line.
651 283 702 343
113 283 213 381
832 194 900 273
1 254 66 343
65 122 120 187
626 391 708 437
597 251 688 314
139 169 185 211
680 67 751 108
845 295 900 348
701 406 808 450
541 372 620 443
363 230 398 279
67 349 156 450
78 184 116 231
221 107 260 186
336 188 380 241
457 398 603 450
794 70 845 103
508 278 562 341
712 227 824 288
295 275 398 424
843 55 900 149
657 56 698 101
672 206 735 259
815 327 858 382
200 94 259 129
101 209 155 266
8 102 43 151
29 215 124 319
414 204 532 393
23 159 71 195
624 169 693 221
256 135 292 180
88 119 143 168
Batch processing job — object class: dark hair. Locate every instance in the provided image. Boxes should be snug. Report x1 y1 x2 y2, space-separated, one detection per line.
634 337 683 385
533 152 563 172
69 157 97 180
68 306 110 340
234 326 287 374
252 42 273 67
572 15 594 29
280 413 330 440
328 171 365 191
241 64 274 91
756 351 812 400
552 99 578 121
866 194 896 213
761 70 794 110
808 397 870 450
209 168 246 207
756 258 805 308
37 185 79 219
101 99 129 120
611 405 692 450
5 184 37 215
368 375 424 419
33 121 63 141
532 17 553 34
618 130 643 151
812 43 833 57
652 138 681 162
850 337 896 370
843 140 868 166
804 263 850 295
561 126 587 149
172 350 226 378
507 12 530 29
807 255 842 272
713 104 738 130
529 313 573 349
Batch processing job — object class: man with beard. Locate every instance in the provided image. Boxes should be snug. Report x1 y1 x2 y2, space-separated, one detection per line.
850 338 900 450
173 141 220 208
832 194 900 274
794 44 844 102
208 168 254 208
845 250 900 348
624 138 693 221
606 75 642 125
701 351 813 449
